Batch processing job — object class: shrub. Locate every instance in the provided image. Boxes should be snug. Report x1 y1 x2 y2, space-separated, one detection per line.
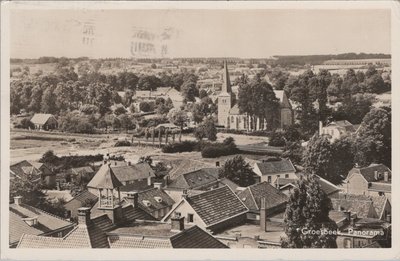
201 138 239 158
162 141 199 153
269 131 286 147
114 140 132 147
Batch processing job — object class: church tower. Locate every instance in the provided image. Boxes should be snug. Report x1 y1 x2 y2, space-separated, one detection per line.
217 60 232 127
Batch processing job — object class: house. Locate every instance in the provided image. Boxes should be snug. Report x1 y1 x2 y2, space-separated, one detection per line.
167 159 215 180
276 174 340 198
87 162 155 195
10 160 56 188
333 194 391 222
237 182 288 223
253 158 297 184
217 61 293 130
343 164 391 197
319 120 358 142
30 113 58 130
64 190 98 219
9 196 74 248
331 197 378 219
162 186 248 233
17 209 227 248
68 166 95 183
123 187 176 220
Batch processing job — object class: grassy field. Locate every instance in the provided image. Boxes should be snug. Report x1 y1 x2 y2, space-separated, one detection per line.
10 129 269 164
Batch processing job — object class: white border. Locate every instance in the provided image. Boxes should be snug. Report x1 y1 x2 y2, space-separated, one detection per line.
1 1 399 260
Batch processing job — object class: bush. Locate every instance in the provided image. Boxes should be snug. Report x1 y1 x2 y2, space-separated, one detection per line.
269 131 286 147
114 140 132 147
218 128 273 137
162 141 199 153
201 144 239 158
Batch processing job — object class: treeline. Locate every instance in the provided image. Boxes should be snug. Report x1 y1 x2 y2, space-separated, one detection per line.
273 53 390 66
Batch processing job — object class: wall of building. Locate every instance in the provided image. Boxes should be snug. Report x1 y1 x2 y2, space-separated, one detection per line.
345 174 368 195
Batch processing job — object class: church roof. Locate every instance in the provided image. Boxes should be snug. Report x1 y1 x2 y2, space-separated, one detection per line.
221 60 232 94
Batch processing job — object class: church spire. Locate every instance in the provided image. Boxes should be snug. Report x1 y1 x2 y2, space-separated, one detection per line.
222 60 232 93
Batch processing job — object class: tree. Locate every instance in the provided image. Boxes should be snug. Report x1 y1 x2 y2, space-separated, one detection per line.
354 107 391 168
139 101 152 112
281 174 337 248
194 117 217 141
282 141 304 165
302 135 343 185
114 105 127 116
167 109 188 130
39 150 59 164
331 136 355 179
269 131 286 147
181 80 198 102
138 156 153 166
41 85 58 114
218 155 255 187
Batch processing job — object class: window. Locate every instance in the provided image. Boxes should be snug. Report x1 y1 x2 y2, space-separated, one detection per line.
285 174 289 178
187 214 194 223
344 238 351 248
175 212 181 217
277 175 280 178
267 176 271 183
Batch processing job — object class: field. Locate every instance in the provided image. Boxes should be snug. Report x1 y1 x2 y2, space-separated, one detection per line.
10 129 269 164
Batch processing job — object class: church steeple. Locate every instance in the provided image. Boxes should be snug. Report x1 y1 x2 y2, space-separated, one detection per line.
222 60 232 93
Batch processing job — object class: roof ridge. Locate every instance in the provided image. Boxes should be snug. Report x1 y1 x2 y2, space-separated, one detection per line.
20 203 72 224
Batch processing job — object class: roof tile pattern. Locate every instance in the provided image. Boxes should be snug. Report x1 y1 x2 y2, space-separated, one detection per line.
255 159 296 175
348 164 391 183
187 186 248 226
238 182 288 211
87 164 123 189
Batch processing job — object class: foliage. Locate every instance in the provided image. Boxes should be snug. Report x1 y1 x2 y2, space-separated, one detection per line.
162 140 200 153
39 150 103 170
201 137 239 158
138 156 153 166
302 135 343 185
281 175 338 248
269 131 286 147
114 140 132 147
15 118 35 129
282 142 304 165
167 109 188 130
194 117 217 141
218 155 255 187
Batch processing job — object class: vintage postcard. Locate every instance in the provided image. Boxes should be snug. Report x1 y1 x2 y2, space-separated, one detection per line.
1 1 399 260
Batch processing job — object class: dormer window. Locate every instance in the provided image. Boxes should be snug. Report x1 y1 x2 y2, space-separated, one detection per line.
142 200 151 207
154 196 162 203
22 216 38 227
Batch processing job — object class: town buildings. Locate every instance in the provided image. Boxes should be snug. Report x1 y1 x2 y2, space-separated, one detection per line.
30 113 58 130
217 61 293 130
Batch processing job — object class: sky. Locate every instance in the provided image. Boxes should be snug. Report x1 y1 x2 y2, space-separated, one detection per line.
10 9 391 59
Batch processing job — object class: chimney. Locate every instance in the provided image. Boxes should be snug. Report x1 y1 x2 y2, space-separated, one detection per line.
344 211 351 222
14 196 22 206
275 177 280 189
103 160 107 165
147 175 152 186
384 171 389 182
215 161 220 167
153 182 162 189
77 207 92 226
386 214 391 223
260 197 267 232
126 192 138 208
114 161 117 166
374 171 378 180
182 189 188 199
128 161 131 166
171 214 185 232
350 217 356 228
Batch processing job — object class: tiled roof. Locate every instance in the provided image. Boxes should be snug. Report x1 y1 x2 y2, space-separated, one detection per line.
315 176 340 195
107 222 228 248
10 160 41 178
275 178 298 186
369 182 391 193
255 159 296 175
168 169 219 190
237 182 288 212
119 183 153 192
90 202 155 222
218 178 239 191
348 164 391 183
186 186 248 226
135 188 175 214
18 221 110 248
87 164 123 189
111 163 155 182
30 113 55 125
65 190 98 205
170 226 228 248
108 235 172 248
331 198 375 218
329 210 348 223
168 159 214 180
70 166 94 175
9 203 73 245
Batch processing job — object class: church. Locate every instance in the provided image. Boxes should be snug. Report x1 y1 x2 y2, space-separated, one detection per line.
217 61 293 130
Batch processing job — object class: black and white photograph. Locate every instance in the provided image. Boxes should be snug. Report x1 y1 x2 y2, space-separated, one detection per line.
1 1 398 259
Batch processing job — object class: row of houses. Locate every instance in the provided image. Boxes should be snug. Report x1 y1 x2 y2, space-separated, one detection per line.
9 154 392 248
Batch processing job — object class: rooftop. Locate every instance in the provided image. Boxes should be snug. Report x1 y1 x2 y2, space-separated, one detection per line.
255 158 296 176
216 222 285 243
30 113 55 125
348 163 391 183
186 186 248 226
167 168 219 190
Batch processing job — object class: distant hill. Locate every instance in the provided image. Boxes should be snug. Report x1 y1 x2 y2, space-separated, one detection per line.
272 53 391 66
